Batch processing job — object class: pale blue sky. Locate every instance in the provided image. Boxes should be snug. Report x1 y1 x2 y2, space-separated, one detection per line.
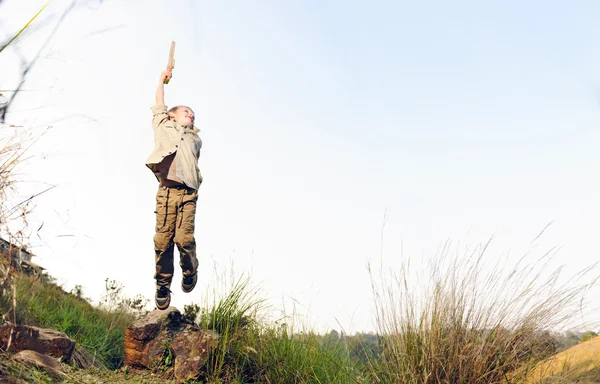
1 0 600 332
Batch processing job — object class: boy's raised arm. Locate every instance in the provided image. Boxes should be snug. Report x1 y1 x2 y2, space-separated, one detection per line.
155 69 172 105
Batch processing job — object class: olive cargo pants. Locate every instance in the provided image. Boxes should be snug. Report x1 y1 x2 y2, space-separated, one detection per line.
153 185 199 287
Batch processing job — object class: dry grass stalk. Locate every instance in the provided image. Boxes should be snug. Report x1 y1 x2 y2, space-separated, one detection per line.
367 238 598 384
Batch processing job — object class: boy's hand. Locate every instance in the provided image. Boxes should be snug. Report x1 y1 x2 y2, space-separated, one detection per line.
160 69 172 84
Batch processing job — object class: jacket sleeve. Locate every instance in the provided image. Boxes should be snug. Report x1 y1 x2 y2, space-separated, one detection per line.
151 104 169 131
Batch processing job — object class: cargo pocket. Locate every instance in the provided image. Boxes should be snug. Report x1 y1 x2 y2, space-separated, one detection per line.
155 187 169 233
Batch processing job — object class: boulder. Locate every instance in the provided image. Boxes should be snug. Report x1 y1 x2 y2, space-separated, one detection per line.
11 350 66 380
123 307 219 381
123 307 180 368
0 323 75 362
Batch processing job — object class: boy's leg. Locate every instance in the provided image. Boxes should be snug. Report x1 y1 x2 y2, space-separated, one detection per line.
153 186 178 287
173 189 199 284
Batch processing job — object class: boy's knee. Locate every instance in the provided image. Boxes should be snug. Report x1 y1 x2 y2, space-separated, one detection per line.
154 232 173 251
174 231 195 249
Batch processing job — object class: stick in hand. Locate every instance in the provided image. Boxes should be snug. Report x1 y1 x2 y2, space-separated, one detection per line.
164 41 176 84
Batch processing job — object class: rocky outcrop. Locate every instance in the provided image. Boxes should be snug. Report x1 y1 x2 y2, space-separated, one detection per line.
123 307 219 382
0 323 75 362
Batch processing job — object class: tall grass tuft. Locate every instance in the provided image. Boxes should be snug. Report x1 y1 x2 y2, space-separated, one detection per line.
367 238 598 384
194 274 271 382
187 273 364 383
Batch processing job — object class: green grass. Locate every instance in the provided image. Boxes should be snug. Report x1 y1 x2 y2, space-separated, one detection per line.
0 268 371 383
250 326 364 384
184 275 365 383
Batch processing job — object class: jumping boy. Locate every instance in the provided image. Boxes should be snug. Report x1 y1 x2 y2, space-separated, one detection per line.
145 68 202 310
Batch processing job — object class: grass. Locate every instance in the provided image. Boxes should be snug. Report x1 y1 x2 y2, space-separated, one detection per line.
0 351 186 384
249 326 364 384
0 240 598 383
0 2 49 54
184 274 365 383
0 265 368 383
366 238 598 384
0 352 55 383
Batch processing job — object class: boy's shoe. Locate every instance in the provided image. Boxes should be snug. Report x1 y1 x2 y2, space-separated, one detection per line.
155 285 171 310
182 272 197 293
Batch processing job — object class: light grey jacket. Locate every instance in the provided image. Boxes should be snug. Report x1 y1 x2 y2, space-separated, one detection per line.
146 104 203 189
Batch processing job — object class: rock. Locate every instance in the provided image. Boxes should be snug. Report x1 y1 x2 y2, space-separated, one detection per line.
12 350 67 380
123 307 219 381
171 326 219 382
123 307 181 368
127 307 181 343
0 323 75 362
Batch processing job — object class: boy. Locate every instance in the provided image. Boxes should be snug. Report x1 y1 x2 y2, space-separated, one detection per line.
145 68 203 310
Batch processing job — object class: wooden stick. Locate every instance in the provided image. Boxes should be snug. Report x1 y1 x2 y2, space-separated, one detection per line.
164 41 176 84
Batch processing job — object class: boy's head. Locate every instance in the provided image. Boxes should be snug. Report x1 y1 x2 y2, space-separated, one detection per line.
168 105 195 127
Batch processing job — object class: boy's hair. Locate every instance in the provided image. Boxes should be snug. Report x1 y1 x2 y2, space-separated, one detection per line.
168 105 194 116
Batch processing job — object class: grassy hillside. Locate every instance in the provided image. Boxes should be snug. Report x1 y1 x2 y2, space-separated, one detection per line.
1 248 598 383
0 271 143 370
525 335 600 383
0 269 366 383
